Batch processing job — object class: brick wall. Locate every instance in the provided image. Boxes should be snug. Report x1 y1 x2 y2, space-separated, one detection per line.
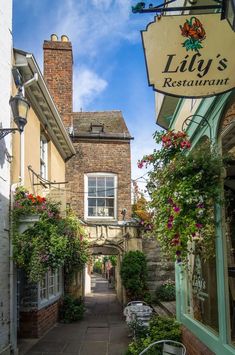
66 139 132 221
19 300 60 338
43 35 73 117
219 96 235 132
181 326 215 355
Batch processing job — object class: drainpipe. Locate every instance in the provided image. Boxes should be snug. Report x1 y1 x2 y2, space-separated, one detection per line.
9 183 20 355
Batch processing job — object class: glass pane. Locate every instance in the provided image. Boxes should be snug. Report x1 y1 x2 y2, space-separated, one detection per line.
97 198 105 207
88 187 96 196
223 129 235 345
186 251 218 333
56 271 60 292
88 177 96 187
88 207 96 216
106 199 114 207
106 188 114 197
106 177 114 187
97 207 108 216
97 177 105 187
97 188 105 197
88 198 96 207
108 208 114 217
224 179 235 344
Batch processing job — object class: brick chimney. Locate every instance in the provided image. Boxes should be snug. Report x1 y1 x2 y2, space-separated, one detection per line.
43 34 73 121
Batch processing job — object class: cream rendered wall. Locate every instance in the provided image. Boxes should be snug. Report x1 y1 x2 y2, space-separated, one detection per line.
0 1 12 353
12 106 65 194
23 108 41 190
50 142 65 183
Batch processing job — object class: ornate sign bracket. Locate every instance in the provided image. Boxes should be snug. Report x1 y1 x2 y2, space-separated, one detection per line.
132 0 224 18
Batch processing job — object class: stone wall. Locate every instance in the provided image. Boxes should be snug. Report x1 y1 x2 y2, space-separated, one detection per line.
142 237 175 295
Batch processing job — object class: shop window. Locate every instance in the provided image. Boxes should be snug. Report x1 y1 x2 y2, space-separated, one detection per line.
222 120 235 344
186 138 219 333
85 173 117 219
186 252 219 333
39 269 62 306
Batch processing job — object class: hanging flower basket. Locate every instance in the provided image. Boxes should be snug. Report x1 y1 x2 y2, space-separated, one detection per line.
138 131 224 264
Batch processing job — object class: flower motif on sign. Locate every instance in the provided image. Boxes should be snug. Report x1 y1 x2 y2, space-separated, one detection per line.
180 17 206 52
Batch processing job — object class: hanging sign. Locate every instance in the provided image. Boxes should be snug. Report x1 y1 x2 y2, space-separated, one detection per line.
141 14 235 98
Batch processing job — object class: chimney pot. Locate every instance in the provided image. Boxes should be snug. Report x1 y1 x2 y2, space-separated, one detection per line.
51 34 58 41
61 35 69 42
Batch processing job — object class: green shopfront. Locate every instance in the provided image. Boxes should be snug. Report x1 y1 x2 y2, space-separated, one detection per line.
139 5 235 353
156 91 235 355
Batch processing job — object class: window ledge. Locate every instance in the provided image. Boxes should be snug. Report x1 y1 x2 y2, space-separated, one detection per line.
38 293 62 310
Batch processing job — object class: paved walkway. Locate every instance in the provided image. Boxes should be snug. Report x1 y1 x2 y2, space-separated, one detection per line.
23 274 130 355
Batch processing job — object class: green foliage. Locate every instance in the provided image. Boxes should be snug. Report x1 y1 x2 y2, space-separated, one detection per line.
155 280 176 302
60 295 85 323
109 255 117 267
120 251 148 300
126 315 181 355
138 131 223 264
93 259 103 274
12 187 90 282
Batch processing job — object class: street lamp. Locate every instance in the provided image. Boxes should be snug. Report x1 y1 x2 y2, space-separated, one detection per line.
0 89 30 140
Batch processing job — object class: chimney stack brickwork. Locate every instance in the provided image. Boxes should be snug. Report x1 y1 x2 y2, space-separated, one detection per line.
43 37 73 120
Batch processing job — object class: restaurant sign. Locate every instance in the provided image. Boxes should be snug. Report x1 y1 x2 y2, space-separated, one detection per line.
141 14 235 98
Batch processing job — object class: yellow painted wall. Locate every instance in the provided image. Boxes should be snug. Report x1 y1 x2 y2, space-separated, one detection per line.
50 142 65 183
12 105 65 195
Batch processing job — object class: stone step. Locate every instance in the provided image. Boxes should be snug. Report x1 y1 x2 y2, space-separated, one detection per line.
153 301 176 317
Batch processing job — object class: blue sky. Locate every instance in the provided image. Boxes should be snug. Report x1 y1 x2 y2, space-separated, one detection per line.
13 0 162 191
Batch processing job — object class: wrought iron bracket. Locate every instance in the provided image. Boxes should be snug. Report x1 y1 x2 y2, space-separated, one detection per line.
132 0 223 16
0 128 18 140
182 114 212 139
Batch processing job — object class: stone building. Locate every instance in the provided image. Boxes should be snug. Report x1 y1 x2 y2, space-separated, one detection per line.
43 35 141 303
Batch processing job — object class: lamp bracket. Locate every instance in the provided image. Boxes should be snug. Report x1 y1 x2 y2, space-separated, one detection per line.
0 128 18 140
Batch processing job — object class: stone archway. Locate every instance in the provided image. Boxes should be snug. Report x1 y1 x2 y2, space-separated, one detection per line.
84 223 142 303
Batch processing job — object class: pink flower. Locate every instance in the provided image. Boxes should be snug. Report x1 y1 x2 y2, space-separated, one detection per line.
196 223 203 229
197 203 204 209
167 222 173 229
173 206 180 213
137 161 144 169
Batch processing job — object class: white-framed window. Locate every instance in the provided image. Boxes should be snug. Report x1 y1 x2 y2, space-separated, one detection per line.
85 173 117 220
40 134 48 179
39 269 62 307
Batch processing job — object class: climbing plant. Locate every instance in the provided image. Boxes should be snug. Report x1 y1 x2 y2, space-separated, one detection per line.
12 187 89 282
120 250 148 300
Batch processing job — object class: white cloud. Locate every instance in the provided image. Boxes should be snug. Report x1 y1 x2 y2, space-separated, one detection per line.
53 0 140 58
73 67 108 111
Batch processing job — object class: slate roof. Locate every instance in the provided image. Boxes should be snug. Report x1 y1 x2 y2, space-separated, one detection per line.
69 111 133 140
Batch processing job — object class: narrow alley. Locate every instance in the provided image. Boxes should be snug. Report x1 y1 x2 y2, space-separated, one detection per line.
21 274 130 355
